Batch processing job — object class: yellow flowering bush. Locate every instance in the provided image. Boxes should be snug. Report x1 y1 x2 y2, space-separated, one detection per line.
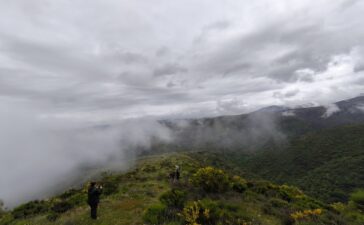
290 208 322 221
180 201 209 225
191 167 230 193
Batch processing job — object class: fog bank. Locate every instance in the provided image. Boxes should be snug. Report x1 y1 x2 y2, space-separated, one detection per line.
0 103 172 209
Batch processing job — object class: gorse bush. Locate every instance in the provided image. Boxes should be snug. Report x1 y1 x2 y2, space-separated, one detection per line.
181 199 253 225
191 167 229 193
290 208 322 221
180 201 208 225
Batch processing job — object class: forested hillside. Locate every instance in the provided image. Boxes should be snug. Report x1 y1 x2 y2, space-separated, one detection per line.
223 125 364 203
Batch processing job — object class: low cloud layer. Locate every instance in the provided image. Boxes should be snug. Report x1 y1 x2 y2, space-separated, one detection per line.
1 0 364 207
0 102 171 208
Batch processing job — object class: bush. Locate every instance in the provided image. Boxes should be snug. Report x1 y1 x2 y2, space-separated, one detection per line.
191 167 230 193
51 201 73 213
46 212 59 221
143 204 167 225
58 189 79 200
159 189 187 209
230 176 248 193
67 193 86 206
290 208 322 222
57 189 85 208
270 198 289 208
250 181 275 195
181 201 205 225
350 189 364 207
276 185 304 202
12 200 49 219
181 199 252 225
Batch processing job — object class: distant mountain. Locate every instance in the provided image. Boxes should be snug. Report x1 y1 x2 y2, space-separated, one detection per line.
152 96 364 204
159 96 364 152
280 96 364 129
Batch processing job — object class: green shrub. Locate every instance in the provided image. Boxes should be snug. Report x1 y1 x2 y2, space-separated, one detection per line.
250 181 275 195
67 193 86 206
230 175 248 193
12 200 49 219
56 188 85 209
270 198 289 208
58 189 79 200
143 204 167 225
46 212 59 221
191 167 229 193
350 189 364 207
0 213 13 225
159 189 187 209
51 201 73 213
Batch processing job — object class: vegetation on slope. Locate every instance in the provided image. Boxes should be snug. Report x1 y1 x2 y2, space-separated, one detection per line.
1 153 363 225
222 125 364 203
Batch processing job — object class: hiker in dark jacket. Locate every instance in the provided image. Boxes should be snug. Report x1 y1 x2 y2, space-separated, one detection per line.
175 165 180 181
87 182 103 219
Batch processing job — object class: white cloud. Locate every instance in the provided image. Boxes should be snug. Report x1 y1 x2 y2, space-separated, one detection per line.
322 104 341 118
356 104 364 112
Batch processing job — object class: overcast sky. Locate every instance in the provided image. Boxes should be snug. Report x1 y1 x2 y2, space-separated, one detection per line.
1 0 364 122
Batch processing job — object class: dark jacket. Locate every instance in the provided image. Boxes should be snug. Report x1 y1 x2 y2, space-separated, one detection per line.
87 186 102 206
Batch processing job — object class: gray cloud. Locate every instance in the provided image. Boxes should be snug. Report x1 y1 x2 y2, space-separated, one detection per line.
153 63 188 76
1 0 363 120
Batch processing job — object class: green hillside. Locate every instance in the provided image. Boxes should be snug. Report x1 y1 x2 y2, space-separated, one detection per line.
1 153 363 225
227 125 364 203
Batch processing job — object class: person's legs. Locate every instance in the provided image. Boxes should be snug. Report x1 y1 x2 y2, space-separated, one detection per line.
90 204 98 219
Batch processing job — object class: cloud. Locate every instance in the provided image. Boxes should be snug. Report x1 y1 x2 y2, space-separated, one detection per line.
282 110 296 117
0 0 363 120
322 103 341 118
0 101 172 208
153 63 188 77
356 104 364 112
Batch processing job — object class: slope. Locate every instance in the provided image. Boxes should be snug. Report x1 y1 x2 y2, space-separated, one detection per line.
231 125 364 203
1 153 363 225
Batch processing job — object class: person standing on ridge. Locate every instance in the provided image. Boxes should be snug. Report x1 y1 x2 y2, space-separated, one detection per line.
87 182 103 220
175 165 180 182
